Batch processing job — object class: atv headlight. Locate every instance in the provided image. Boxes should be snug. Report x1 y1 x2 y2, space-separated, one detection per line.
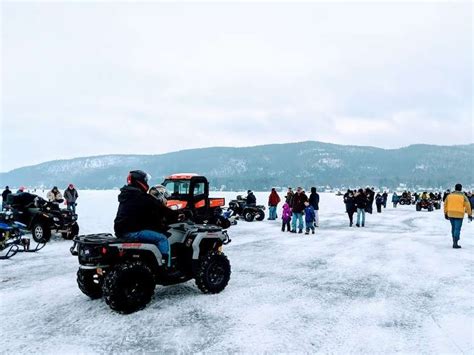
53 217 60 222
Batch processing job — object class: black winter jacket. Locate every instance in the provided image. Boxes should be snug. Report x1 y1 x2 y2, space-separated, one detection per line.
114 186 179 236
309 192 320 210
246 192 257 205
354 193 367 209
291 192 308 213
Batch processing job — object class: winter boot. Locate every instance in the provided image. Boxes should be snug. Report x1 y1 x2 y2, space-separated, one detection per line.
305 230 309 235
290 230 296 233
312 229 315 234
453 238 461 249
362 223 365 227
356 224 360 227
298 229 303 234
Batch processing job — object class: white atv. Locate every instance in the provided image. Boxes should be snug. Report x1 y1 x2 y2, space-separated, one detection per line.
70 221 231 314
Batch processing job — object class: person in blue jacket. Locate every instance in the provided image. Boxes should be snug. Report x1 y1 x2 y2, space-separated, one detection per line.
308 187 320 227
304 202 315 235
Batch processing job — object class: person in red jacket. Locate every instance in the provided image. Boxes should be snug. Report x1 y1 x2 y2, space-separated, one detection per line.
268 188 281 220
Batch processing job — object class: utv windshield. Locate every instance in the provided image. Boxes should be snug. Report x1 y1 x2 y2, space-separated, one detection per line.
162 180 190 197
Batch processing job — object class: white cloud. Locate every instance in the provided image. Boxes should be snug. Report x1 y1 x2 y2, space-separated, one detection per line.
1 1 472 171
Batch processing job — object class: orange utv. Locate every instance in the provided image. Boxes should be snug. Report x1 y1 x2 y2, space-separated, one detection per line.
162 174 226 224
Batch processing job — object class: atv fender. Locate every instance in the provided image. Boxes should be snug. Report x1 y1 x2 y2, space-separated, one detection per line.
108 242 163 269
29 213 52 230
191 232 223 260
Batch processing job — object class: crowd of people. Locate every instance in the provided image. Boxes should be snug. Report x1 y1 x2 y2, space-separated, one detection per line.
262 186 320 234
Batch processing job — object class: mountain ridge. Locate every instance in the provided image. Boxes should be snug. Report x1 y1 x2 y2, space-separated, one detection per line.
1 141 473 190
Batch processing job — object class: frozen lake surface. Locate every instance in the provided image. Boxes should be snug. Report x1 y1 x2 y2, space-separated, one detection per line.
1 191 473 353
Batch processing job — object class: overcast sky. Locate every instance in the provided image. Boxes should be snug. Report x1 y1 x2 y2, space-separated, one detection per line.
1 1 472 172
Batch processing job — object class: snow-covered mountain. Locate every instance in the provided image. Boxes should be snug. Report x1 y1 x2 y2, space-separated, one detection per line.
1 141 472 190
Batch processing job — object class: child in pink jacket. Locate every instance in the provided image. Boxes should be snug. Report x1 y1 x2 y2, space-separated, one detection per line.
281 203 292 232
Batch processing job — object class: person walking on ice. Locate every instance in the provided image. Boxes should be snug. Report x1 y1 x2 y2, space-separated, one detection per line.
444 183 472 249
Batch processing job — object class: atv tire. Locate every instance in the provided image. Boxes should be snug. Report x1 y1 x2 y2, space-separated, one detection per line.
195 251 231 294
102 261 155 314
77 269 103 299
255 210 265 221
244 211 255 222
62 222 79 240
428 205 433 212
32 222 51 243
416 204 421 212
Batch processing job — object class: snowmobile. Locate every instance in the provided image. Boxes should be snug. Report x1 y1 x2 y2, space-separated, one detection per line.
416 199 434 212
70 221 232 314
0 211 47 259
228 195 266 222
5 192 79 243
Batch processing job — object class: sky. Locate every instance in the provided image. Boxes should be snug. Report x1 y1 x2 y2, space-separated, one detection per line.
1 0 472 172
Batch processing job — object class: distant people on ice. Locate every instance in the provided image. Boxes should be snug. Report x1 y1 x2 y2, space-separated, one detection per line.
246 190 256 206
291 187 308 233
375 193 384 213
64 184 79 213
304 202 316 235
2 186 12 210
443 183 472 249
267 188 281 220
344 190 356 227
281 202 292 232
47 186 63 205
285 187 294 205
392 192 400 208
355 189 367 227
309 187 320 227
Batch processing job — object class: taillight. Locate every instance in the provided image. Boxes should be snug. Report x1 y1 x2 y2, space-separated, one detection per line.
101 247 108 255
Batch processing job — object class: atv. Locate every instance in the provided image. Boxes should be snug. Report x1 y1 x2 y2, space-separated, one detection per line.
5 192 79 243
70 221 232 314
161 174 231 228
398 196 413 205
228 195 266 222
416 199 434 212
0 210 46 259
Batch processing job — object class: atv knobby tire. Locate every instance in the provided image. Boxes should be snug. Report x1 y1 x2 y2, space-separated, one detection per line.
77 269 103 299
32 222 51 243
244 211 255 222
416 204 421 211
195 251 231 294
255 210 265 221
102 261 155 314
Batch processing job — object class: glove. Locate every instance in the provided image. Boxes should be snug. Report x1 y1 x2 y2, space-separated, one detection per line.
469 216 473 222
444 214 449 220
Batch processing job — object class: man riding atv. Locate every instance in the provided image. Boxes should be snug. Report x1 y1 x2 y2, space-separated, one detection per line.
113 170 182 267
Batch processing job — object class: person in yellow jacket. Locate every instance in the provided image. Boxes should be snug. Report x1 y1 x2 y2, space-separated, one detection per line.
444 183 472 249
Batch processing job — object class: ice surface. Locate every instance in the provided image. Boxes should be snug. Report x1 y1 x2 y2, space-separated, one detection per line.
1 191 473 353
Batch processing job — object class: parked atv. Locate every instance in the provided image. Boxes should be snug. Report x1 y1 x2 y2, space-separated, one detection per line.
398 197 413 205
416 199 434 212
6 192 79 243
70 221 232 314
228 196 266 222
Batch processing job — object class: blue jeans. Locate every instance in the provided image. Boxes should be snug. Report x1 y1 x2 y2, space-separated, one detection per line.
291 212 304 231
357 208 365 226
268 206 277 220
67 202 76 214
449 218 463 240
125 230 170 255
